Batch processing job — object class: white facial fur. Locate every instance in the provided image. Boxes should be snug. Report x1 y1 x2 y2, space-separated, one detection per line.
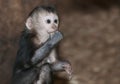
37 11 59 33
26 10 59 44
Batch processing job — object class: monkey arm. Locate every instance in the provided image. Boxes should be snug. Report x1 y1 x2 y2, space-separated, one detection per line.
31 31 63 65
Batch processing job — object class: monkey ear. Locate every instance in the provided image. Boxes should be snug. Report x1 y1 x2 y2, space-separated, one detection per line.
25 17 33 30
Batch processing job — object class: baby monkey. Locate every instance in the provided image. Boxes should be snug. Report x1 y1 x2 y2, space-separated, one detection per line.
12 6 72 84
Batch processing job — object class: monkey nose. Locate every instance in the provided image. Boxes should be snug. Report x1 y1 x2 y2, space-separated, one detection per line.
52 25 57 30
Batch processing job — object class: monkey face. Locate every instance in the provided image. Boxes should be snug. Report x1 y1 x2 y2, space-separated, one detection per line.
38 12 59 34
26 11 59 34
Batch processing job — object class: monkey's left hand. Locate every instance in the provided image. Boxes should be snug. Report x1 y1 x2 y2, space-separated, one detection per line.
63 61 72 80
51 61 72 80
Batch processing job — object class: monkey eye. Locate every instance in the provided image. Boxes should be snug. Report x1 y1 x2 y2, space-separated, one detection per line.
46 19 51 24
54 19 58 24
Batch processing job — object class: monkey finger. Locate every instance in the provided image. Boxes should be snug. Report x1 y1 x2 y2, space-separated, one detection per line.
63 63 73 80
49 31 63 45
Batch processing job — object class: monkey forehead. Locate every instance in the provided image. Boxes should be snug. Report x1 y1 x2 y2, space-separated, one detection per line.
38 11 59 20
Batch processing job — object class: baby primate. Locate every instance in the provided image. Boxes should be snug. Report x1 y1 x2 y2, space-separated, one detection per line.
12 6 72 84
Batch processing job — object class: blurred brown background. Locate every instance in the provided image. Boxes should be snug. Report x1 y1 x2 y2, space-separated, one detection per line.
0 0 120 84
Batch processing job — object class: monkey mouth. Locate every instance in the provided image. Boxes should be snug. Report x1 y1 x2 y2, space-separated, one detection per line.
52 27 57 31
48 31 55 34
47 29 57 34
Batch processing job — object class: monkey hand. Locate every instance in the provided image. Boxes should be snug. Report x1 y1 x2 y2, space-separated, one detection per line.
62 61 72 80
51 61 72 80
48 31 63 47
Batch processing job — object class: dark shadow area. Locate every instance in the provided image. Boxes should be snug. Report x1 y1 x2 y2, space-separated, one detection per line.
72 0 120 12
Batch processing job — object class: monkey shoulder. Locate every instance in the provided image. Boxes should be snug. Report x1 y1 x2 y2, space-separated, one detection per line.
14 31 36 70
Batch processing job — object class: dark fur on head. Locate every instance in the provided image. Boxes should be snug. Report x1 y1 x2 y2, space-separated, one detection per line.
29 5 57 17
